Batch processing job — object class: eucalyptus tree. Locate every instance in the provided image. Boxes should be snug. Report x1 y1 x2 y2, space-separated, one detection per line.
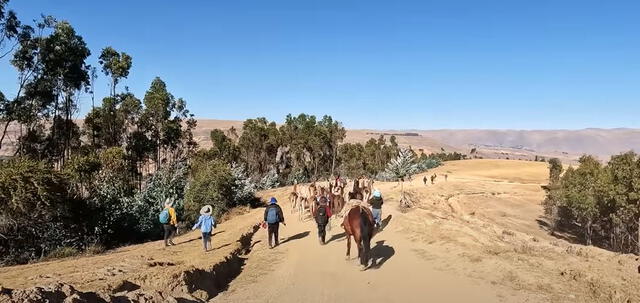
98 46 132 97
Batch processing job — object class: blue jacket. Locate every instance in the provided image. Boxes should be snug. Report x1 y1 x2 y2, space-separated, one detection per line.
192 214 215 233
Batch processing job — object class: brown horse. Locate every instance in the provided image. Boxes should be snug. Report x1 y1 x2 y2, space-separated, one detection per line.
342 206 375 268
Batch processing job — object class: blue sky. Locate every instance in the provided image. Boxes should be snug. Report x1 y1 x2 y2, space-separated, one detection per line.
1 0 638 129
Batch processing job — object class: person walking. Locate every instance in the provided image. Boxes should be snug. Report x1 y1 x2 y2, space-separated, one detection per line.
192 205 216 252
313 196 332 245
159 198 178 247
264 197 285 249
368 190 384 229
423 176 427 185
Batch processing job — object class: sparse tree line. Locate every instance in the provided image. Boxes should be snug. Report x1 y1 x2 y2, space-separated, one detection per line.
543 153 640 254
0 1 450 265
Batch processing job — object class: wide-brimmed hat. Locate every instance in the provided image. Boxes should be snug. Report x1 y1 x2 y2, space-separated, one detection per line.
200 205 213 215
373 189 382 198
164 198 174 208
269 197 277 204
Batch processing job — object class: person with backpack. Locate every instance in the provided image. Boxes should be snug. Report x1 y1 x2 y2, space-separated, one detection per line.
368 189 384 229
192 205 216 252
159 198 178 247
263 197 285 249
313 196 332 245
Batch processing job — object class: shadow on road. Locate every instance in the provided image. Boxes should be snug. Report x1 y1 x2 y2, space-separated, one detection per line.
380 215 393 230
212 243 232 250
536 217 580 244
327 232 346 243
181 230 226 244
281 231 310 244
368 240 395 270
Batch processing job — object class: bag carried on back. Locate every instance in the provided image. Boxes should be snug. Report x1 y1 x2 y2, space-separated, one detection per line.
316 205 328 224
159 209 170 224
266 206 279 224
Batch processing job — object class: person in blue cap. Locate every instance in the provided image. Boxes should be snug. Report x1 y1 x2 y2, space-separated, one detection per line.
263 197 285 248
368 189 384 229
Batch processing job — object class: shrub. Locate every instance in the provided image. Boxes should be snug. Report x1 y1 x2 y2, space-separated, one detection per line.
258 167 280 190
184 159 234 223
230 163 258 205
44 246 80 260
131 161 189 239
0 158 86 265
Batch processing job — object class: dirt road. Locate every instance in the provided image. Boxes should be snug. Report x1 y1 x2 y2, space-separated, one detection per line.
217 175 535 302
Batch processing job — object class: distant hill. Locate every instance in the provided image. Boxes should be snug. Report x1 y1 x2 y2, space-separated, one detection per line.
416 129 640 160
2 119 638 162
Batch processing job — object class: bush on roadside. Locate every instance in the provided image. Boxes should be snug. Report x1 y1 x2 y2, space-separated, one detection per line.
184 159 235 223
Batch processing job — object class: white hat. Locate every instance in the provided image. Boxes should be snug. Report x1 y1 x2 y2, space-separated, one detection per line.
200 205 213 215
164 198 174 208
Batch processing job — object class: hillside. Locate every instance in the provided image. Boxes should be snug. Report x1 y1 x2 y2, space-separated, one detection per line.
419 128 640 160
1 160 638 302
193 119 640 161
2 120 639 162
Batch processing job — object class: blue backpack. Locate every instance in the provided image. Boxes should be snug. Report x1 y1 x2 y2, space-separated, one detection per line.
159 209 170 224
266 207 279 224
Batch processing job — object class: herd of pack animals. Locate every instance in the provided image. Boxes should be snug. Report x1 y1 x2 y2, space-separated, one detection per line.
287 176 378 267
286 174 447 267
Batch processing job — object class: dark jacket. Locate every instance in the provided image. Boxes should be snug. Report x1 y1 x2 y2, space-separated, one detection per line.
264 204 285 224
313 204 333 221
369 196 384 209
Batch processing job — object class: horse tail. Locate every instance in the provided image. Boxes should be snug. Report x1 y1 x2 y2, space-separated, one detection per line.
359 208 372 266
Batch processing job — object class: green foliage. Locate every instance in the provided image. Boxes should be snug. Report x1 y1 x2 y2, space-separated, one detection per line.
84 93 142 148
98 46 132 96
337 135 398 178
422 151 467 162
131 162 188 239
416 158 442 171
205 129 239 163
230 163 259 206
548 158 563 185
44 246 80 260
337 143 367 178
381 148 419 181
185 159 234 223
238 117 280 177
139 77 197 169
258 167 280 190
0 158 86 265
545 152 640 252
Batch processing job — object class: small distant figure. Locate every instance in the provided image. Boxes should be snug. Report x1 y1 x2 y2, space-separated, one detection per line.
313 196 332 245
368 189 384 229
192 205 216 252
444 174 448 182
264 197 285 249
431 174 437 184
423 176 427 185
159 198 178 247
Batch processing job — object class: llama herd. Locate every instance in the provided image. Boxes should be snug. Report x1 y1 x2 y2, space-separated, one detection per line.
288 177 374 221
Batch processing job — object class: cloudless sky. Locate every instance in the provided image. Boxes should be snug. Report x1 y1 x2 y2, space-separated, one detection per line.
1 0 639 129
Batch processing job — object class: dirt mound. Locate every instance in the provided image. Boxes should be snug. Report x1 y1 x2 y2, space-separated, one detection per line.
0 282 185 303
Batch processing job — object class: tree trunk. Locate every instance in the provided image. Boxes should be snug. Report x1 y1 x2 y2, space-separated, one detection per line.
637 217 640 255
0 120 12 151
331 146 337 177
585 219 592 246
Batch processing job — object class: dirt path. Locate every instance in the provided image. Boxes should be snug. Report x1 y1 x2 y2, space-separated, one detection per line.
215 192 530 303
